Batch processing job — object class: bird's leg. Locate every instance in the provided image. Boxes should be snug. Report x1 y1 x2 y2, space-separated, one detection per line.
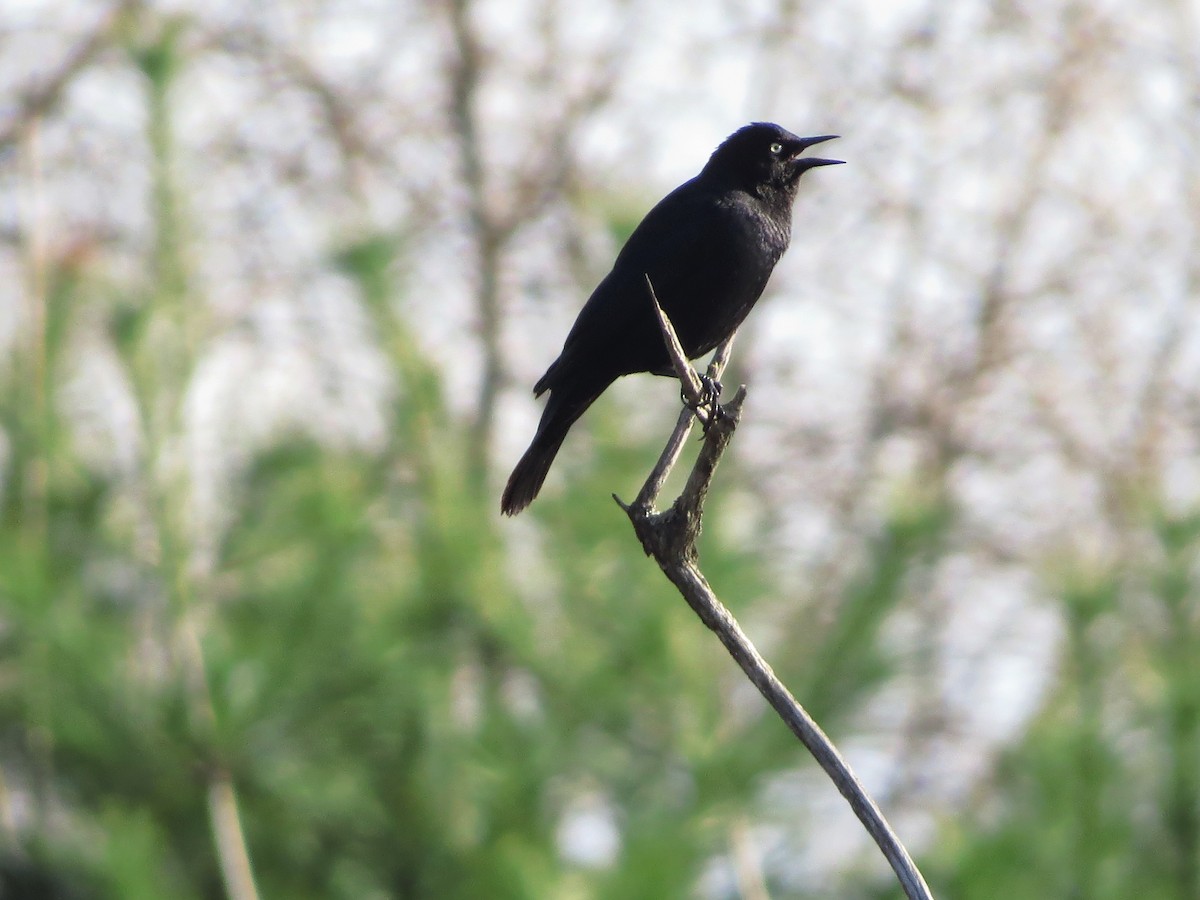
698 373 723 408
699 374 723 431
680 372 724 432
698 334 737 432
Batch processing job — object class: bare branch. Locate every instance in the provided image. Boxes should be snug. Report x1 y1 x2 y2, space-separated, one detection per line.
618 304 933 900
207 769 261 900
620 276 736 512
0 0 140 151
644 274 705 405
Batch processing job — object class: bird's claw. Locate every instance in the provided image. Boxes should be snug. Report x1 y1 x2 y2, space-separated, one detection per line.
682 373 723 432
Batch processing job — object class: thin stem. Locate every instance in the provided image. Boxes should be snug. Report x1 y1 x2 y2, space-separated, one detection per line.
207 772 261 900
644 274 704 404
447 0 506 486
620 302 933 900
21 118 49 545
135 30 260 899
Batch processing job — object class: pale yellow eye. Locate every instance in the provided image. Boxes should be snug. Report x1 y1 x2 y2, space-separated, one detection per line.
769 142 784 154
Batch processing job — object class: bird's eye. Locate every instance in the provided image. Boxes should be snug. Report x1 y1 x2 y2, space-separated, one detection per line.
769 142 784 154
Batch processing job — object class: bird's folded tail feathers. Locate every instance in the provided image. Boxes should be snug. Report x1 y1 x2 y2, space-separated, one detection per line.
500 428 568 516
501 380 606 515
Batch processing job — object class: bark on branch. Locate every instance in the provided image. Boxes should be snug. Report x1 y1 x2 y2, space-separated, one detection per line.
615 277 933 900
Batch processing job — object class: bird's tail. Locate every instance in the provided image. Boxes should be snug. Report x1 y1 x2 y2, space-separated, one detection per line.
501 380 606 516
500 425 570 516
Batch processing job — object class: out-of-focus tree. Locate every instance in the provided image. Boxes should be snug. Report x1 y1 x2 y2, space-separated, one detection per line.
1 0 1199 897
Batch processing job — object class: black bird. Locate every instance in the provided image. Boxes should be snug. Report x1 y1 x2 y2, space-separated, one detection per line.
501 122 842 515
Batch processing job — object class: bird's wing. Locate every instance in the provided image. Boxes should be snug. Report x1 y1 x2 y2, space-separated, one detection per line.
554 183 739 365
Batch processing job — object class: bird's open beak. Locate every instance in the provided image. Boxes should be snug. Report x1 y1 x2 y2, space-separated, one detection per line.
796 134 839 151
795 157 845 171
791 135 843 171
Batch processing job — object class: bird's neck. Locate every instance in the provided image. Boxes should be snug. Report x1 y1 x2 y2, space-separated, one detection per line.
752 181 799 217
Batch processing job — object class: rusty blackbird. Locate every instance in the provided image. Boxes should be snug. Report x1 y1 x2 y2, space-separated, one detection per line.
502 123 841 515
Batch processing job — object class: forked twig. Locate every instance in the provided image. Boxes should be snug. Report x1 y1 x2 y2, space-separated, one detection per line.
626 276 735 510
615 277 933 900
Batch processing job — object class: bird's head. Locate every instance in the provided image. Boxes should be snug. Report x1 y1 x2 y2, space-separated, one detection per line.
702 122 842 198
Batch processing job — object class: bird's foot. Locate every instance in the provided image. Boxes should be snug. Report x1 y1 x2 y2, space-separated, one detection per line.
682 374 723 432
698 374 723 416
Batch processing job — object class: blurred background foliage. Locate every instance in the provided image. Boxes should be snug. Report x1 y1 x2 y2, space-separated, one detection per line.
1 0 1199 898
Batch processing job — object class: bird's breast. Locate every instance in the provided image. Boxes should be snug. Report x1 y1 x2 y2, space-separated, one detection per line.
651 202 788 357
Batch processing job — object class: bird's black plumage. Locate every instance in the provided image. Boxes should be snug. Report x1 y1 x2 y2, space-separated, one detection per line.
501 122 842 515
